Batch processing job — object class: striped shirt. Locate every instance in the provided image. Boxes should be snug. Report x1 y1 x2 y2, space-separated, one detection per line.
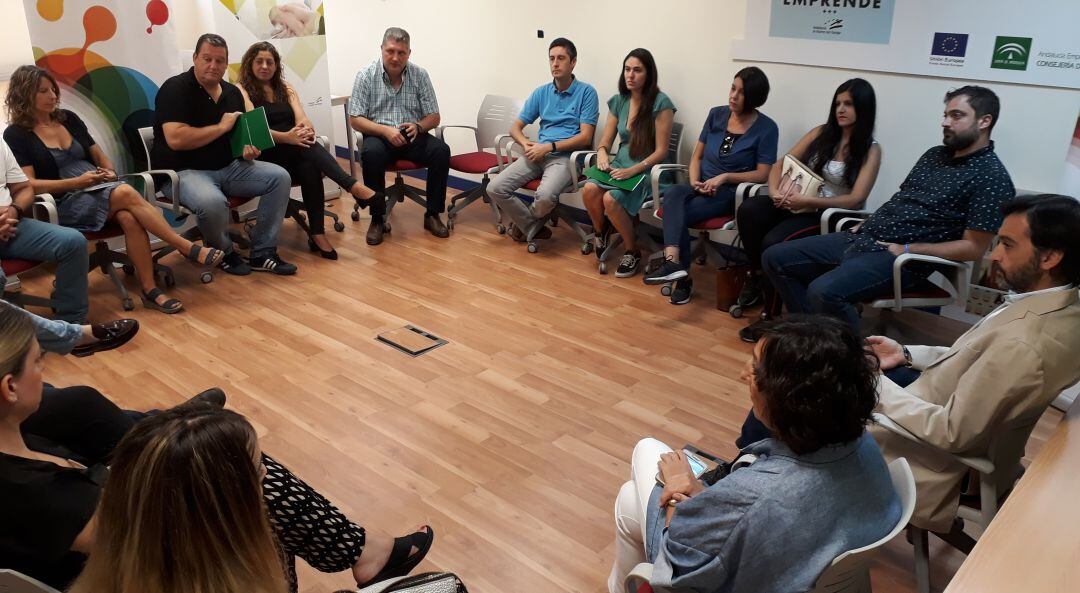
347 58 439 127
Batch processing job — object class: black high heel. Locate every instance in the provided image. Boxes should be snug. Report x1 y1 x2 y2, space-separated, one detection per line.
308 237 338 260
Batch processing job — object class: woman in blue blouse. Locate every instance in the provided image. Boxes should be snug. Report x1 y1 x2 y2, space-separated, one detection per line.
643 67 778 305
581 48 675 278
608 316 901 593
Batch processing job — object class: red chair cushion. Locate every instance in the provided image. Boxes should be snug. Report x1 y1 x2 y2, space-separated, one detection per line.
227 196 255 209
895 286 953 300
1 258 42 275
637 583 654 593
655 207 733 230
522 178 542 191
448 151 511 174
82 222 125 242
387 159 424 172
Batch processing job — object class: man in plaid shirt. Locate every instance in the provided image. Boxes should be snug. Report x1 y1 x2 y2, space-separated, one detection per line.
348 27 451 245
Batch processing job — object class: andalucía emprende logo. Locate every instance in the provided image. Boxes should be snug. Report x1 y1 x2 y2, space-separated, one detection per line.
991 36 1032 71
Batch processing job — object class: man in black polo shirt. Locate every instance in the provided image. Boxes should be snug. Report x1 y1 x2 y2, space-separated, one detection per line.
757 86 1014 334
153 33 295 275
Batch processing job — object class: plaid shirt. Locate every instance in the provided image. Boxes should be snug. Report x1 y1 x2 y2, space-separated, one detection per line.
347 58 439 127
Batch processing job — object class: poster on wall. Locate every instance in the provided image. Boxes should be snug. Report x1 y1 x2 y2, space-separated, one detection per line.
21 0 179 172
204 0 333 144
733 0 1080 90
1064 113 1080 199
768 0 895 45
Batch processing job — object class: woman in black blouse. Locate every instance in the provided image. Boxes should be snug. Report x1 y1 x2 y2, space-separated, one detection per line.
238 42 380 259
3 65 224 314
0 306 434 592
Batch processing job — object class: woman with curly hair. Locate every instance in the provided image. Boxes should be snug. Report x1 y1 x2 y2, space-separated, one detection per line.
237 42 380 259
607 315 900 593
3 65 224 314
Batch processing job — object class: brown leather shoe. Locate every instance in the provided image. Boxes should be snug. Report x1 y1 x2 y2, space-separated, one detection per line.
366 221 385 245
424 214 449 238
71 319 139 357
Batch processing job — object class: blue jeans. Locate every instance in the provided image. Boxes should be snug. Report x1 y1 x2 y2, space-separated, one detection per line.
174 159 292 258
660 183 736 269
0 217 88 323
3 301 84 354
762 232 932 332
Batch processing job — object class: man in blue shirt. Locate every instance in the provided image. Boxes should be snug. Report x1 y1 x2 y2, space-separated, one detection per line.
756 86 1014 335
488 38 599 242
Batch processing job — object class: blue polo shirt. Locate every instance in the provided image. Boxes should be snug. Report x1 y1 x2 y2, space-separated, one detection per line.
518 76 599 145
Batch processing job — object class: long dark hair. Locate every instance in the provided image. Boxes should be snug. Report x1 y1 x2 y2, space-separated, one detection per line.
617 48 659 160
239 42 288 105
4 65 65 129
802 78 876 189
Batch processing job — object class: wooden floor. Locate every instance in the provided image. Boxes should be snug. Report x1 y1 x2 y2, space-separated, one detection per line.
20 178 1061 593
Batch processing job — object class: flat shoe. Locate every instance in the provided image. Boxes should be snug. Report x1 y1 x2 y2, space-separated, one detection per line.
141 288 184 314
357 526 435 588
71 319 139 357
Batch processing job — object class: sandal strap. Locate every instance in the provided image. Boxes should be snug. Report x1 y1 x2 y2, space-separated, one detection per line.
187 244 202 262
143 287 165 300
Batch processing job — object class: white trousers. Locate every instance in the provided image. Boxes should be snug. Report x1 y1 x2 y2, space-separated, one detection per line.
608 437 674 593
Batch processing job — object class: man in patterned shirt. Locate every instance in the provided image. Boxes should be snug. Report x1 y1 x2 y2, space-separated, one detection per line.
348 27 450 245
755 86 1014 335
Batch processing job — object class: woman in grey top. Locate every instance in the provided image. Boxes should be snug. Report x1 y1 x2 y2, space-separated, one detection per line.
608 315 901 593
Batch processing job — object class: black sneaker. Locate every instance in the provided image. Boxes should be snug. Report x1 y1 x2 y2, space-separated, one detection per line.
737 273 764 308
670 278 692 305
248 252 297 275
643 257 688 285
739 319 768 343
615 251 641 278
595 220 613 260
220 251 251 276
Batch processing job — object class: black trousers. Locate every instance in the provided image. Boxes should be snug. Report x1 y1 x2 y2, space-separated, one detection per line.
260 143 357 235
736 195 822 271
360 134 450 222
735 366 923 449
23 385 364 592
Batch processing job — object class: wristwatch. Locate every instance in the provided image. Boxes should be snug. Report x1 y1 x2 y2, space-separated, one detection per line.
901 345 913 367
9 204 24 220
550 142 557 152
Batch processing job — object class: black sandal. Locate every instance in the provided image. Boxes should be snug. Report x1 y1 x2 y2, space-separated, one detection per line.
357 526 435 588
187 244 224 268
141 288 183 314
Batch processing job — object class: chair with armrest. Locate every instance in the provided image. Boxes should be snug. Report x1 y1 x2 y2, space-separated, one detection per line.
437 94 523 232
0 569 62 593
624 458 916 593
821 208 974 323
350 129 432 233
873 412 1041 593
643 163 755 297
1 195 60 310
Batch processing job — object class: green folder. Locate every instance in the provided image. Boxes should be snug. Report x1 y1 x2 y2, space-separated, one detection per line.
230 107 275 158
584 165 645 192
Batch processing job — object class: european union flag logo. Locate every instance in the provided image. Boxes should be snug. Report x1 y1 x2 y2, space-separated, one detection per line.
932 33 968 57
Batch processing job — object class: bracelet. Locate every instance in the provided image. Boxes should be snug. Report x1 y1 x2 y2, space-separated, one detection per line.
901 345 913 367
551 142 557 152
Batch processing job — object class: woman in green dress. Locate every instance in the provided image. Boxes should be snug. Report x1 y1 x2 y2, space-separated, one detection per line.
582 48 675 278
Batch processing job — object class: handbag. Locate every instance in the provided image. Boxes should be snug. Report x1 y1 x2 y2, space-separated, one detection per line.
341 572 469 593
775 153 825 214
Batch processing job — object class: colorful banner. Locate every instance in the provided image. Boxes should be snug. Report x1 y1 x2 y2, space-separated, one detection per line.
734 0 1080 90
21 0 180 172
205 0 333 146
769 0 896 45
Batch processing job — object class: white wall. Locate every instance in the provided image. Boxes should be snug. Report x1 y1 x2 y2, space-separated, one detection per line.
0 0 34 80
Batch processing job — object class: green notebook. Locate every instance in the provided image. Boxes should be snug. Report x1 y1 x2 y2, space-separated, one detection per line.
584 165 645 192
230 107 275 158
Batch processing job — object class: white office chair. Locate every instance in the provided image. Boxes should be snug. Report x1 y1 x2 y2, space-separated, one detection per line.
874 412 1043 593
0 569 61 593
438 94 524 231
624 458 917 593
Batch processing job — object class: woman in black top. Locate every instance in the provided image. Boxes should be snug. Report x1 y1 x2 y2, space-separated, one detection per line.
0 307 433 592
238 42 380 259
3 66 224 314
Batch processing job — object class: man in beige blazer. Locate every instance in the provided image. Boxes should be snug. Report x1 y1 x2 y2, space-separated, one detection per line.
867 194 1080 533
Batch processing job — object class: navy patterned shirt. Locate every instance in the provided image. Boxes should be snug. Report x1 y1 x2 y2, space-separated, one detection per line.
852 142 1014 253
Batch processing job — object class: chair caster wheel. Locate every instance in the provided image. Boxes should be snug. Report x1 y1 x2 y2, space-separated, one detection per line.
496 224 507 235
447 217 455 231
351 211 360 221
527 242 538 253
163 272 176 288
598 261 608 274
660 284 673 297
200 271 213 284
122 298 134 311
122 264 135 276
729 305 743 318
334 221 345 232
581 243 593 255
